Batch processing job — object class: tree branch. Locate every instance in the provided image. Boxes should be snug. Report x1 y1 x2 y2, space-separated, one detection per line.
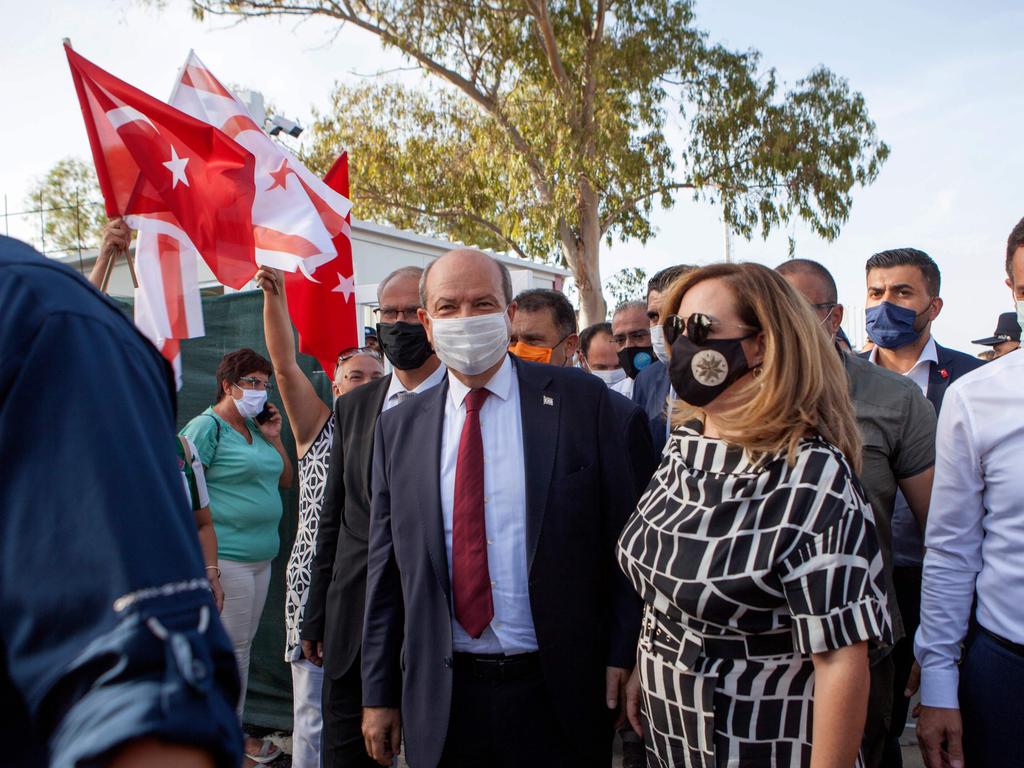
599 181 697 233
359 189 531 261
525 0 573 98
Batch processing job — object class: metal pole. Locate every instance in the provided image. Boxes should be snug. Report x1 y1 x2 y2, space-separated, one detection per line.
3 194 8 236
75 189 84 275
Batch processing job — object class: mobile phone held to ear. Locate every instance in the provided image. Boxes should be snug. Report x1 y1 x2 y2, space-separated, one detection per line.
255 403 274 425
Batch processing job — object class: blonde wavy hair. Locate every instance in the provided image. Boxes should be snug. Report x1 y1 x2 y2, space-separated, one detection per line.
662 262 862 472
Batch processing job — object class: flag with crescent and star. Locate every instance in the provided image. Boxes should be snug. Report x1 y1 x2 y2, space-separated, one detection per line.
283 151 359 378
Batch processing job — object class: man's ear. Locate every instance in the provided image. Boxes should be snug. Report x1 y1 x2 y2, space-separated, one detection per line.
928 296 944 321
418 307 433 345
830 305 846 338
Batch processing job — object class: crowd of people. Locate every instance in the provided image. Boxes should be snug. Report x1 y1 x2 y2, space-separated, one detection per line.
2 213 1023 768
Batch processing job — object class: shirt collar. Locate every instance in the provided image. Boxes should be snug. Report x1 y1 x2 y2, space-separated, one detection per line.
385 361 447 403
868 336 939 371
447 354 514 409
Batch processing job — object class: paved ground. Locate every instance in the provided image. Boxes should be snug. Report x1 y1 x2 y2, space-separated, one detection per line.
264 728 927 766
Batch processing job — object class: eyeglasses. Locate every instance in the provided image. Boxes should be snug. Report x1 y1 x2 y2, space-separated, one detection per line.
236 376 274 392
374 305 422 323
338 347 382 363
343 371 385 383
611 328 652 346
663 313 760 346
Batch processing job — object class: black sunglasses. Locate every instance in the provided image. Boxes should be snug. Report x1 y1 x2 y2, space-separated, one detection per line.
663 312 760 346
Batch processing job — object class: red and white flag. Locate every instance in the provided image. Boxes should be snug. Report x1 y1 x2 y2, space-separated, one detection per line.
65 42 258 289
169 51 351 278
132 215 205 388
66 44 356 383
167 52 359 377
284 152 360 376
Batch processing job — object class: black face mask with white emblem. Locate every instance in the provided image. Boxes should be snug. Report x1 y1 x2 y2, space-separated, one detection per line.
668 334 753 407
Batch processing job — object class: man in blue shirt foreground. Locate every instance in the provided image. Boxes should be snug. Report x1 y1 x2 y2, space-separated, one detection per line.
0 236 242 767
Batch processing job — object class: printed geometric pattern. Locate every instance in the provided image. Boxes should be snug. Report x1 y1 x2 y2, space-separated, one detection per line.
284 419 334 662
618 423 891 767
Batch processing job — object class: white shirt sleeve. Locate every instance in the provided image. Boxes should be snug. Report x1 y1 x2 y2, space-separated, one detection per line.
914 386 985 709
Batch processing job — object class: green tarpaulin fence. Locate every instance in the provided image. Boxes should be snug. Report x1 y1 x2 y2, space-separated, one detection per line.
114 289 329 731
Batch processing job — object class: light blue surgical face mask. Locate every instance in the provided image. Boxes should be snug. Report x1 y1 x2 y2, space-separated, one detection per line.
1017 300 1024 337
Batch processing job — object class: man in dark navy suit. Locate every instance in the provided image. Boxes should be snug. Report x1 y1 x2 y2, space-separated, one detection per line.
360 248 654 768
631 264 694 454
860 247 984 768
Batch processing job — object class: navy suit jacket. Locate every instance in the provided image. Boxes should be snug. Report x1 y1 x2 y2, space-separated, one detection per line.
631 359 671 454
860 342 985 413
362 357 655 767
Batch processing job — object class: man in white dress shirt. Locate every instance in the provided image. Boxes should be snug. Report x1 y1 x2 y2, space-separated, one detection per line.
914 222 1024 768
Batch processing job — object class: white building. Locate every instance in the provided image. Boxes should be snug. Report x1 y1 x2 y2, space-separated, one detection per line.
66 219 571 330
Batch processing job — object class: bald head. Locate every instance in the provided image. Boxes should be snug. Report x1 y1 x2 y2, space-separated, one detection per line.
419 249 513 311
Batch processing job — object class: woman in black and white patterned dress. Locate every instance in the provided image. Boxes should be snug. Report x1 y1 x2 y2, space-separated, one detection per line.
258 267 382 768
618 263 891 768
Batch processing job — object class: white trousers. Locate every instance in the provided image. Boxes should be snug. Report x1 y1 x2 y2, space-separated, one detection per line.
218 558 272 719
290 658 324 768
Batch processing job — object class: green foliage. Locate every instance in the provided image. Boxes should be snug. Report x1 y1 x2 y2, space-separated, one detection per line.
193 0 889 320
604 267 648 309
25 157 105 254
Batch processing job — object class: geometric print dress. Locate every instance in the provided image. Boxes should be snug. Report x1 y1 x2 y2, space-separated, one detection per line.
618 423 891 767
284 418 334 662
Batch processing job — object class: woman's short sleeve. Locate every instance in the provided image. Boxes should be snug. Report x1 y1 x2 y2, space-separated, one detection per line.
779 452 893 655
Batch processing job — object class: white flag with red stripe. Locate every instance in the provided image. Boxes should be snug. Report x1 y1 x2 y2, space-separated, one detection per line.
169 51 351 277
131 217 204 389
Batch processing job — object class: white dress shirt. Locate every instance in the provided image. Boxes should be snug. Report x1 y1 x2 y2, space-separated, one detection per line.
869 335 938 395
611 375 634 399
381 362 447 412
914 349 1024 708
440 354 537 654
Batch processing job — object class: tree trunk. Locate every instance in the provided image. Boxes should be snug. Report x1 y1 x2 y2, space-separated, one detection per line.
565 179 606 328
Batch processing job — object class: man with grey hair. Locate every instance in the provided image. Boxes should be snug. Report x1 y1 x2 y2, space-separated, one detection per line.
303 264 445 767
361 248 653 767
609 300 655 400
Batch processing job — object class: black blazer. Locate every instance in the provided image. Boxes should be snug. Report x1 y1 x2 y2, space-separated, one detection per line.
362 358 655 768
301 373 390 679
859 342 985 414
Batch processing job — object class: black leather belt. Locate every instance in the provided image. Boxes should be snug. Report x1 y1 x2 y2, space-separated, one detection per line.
644 607 795 665
453 652 542 681
977 624 1024 658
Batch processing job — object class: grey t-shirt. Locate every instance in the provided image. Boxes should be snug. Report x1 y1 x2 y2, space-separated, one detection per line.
843 352 937 642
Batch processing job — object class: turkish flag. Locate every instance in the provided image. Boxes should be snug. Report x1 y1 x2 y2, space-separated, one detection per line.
65 43 258 289
284 152 359 377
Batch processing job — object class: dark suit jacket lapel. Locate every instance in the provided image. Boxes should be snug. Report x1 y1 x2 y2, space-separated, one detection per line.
414 379 452 598
926 345 950 414
360 374 392 489
515 359 558 573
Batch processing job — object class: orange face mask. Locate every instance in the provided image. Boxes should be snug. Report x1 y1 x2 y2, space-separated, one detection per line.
508 340 553 364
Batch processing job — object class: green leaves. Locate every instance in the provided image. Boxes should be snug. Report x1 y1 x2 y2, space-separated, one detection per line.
193 0 888 321
25 157 105 255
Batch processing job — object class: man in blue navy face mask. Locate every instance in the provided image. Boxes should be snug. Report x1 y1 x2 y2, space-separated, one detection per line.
861 247 984 768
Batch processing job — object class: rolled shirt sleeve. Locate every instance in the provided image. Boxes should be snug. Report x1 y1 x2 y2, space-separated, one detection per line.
0 245 242 766
914 387 984 709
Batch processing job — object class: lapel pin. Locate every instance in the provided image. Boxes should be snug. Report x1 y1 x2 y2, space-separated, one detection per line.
939 368 949 380
543 395 554 407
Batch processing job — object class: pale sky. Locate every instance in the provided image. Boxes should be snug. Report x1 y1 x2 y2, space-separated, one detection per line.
1 0 1021 352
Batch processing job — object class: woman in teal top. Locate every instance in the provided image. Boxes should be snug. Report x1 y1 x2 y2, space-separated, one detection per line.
181 348 293 766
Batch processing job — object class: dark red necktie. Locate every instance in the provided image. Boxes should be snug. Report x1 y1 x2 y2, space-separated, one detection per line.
452 388 493 638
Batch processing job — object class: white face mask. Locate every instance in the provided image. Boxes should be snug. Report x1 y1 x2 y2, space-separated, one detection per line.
649 323 670 364
232 385 268 419
1017 300 1024 336
428 310 511 375
591 368 627 387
